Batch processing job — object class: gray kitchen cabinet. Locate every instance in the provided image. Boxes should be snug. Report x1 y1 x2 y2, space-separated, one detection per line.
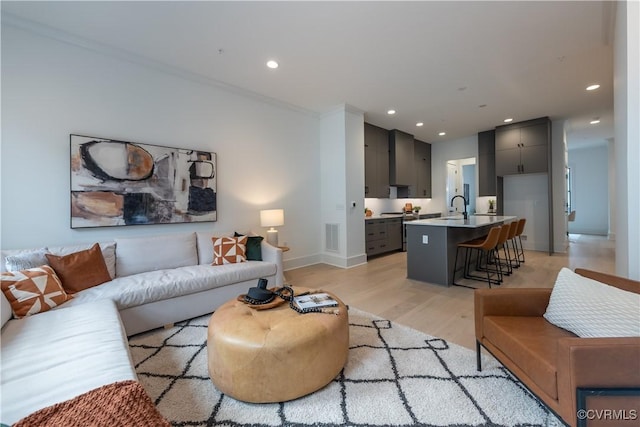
495 128 520 151
410 139 432 198
364 123 390 198
386 218 402 251
365 217 402 256
495 117 550 176
478 129 496 196
389 129 415 186
365 219 386 256
495 148 521 176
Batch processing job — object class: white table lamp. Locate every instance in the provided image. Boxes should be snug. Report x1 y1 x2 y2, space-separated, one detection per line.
260 209 284 247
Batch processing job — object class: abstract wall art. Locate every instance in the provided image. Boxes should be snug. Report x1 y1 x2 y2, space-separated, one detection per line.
70 134 217 228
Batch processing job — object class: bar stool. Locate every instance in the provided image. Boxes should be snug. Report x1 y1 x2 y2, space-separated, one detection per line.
493 224 513 276
469 224 511 277
515 218 527 263
453 226 502 289
506 220 520 269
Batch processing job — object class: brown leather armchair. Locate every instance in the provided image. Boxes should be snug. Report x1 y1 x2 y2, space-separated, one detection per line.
474 269 640 427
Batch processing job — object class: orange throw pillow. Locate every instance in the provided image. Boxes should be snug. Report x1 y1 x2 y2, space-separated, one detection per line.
45 243 111 293
1 265 72 318
212 236 247 265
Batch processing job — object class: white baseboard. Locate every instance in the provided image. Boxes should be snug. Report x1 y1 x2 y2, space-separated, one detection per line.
283 252 367 271
283 254 323 271
320 253 367 269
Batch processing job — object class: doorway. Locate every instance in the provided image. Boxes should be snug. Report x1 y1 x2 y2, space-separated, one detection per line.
445 157 476 215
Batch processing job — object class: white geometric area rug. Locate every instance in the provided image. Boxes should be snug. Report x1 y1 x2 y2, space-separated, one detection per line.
128 308 563 427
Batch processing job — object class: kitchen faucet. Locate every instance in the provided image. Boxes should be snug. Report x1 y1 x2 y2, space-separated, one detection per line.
450 195 468 220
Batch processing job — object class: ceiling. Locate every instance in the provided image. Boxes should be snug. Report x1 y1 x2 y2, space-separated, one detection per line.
1 1 615 148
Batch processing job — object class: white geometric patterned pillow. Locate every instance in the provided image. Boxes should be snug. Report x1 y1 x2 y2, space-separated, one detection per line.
212 236 248 265
543 268 640 338
0 265 72 318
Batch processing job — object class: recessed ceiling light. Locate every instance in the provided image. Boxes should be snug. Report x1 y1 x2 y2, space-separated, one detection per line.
438 132 446 136
266 60 279 69
416 122 424 127
590 119 600 124
504 118 514 123
387 109 396 115
586 84 600 91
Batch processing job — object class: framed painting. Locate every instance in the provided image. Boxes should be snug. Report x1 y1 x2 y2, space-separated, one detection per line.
70 134 217 228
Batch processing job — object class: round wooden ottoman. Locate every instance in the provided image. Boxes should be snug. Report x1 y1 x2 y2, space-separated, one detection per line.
207 289 349 403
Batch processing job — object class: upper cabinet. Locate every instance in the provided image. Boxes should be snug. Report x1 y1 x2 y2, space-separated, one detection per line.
495 117 551 176
410 139 432 198
364 124 432 199
478 129 496 196
364 123 390 198
389 129 415 186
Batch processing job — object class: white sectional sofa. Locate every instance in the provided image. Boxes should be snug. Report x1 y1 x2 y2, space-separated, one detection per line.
0 231 284 424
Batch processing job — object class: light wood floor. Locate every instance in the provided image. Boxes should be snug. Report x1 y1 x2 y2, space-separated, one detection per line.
286 234 615 350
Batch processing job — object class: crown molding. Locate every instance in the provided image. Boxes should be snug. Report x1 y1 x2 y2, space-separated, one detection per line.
2 12 319 118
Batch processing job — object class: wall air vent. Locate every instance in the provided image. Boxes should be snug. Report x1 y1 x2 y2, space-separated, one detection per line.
325 223 339 252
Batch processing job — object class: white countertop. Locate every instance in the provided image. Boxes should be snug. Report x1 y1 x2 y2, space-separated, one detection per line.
406 215 517 228
365 213 441 220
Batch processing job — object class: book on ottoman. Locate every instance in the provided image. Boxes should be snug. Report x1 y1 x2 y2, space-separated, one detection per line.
293 292 338 310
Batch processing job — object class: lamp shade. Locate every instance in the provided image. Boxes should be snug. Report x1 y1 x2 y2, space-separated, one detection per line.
260 209 284 228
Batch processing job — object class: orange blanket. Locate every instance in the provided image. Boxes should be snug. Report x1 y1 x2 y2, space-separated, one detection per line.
14 380 169 427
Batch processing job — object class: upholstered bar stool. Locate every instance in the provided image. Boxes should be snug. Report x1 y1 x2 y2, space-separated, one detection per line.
515 218 527 263
506 220 520 269
492 224 513 277
453 226 502 289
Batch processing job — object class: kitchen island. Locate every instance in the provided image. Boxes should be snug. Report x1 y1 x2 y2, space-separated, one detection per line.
406 215 517 286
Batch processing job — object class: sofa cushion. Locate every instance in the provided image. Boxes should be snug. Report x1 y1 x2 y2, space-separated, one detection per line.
0 299 136 425
4 248 49 271
212 236 247 265
196 231 233 264
1 266 72 318
483 316 576 400
59 262 277 310
544 267 640 338
115 233 197 277
46 243 112 294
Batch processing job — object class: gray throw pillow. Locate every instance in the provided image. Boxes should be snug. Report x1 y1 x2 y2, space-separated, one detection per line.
5 248 50 271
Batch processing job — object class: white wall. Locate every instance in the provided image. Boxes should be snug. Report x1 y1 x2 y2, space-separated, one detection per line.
568 145 609 235
552 120 568 252
607 138 616 239
614 0 640 279
318 105 367 268
1 24 323 270
344 108 366 263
